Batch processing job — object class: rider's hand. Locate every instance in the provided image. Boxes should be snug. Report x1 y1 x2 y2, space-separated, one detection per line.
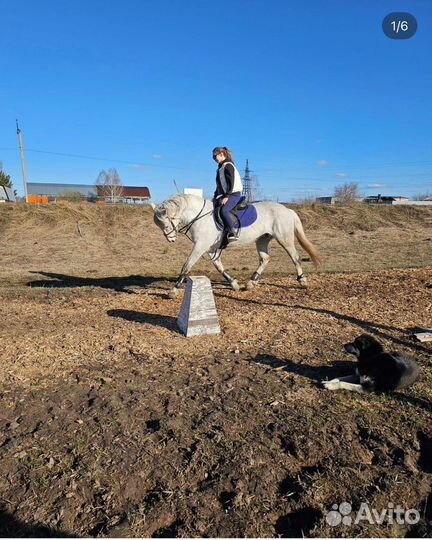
221 197 229 205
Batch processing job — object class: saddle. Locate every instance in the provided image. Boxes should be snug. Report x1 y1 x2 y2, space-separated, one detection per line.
214 197 258 244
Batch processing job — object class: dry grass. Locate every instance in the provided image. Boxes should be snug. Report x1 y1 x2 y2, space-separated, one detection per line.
292 202 432 231
1 203 431 287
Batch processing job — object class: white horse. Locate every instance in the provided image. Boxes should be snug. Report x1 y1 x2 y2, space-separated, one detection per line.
153 194 321 297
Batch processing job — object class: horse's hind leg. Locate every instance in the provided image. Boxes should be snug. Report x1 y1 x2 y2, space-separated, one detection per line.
209 252 240 291
276 238 308 288
246 234 272 290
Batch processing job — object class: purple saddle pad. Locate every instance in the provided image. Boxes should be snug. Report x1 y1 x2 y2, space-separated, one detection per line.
214 204 258 231
236 204 258 228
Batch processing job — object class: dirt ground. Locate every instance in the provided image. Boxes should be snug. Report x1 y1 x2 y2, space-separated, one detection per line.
0 203 431 537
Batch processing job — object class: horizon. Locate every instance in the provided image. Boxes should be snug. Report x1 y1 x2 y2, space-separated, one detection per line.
16 177 432 204
1 1 431 203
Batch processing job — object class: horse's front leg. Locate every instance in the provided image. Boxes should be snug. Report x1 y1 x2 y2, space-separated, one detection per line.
169 244 208 298
209 252 240 291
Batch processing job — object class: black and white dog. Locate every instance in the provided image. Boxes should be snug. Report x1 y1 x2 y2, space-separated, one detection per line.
322 334 420 393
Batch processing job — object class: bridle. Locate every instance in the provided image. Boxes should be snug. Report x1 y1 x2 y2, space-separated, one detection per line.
158 199 228 262
161 199 213 240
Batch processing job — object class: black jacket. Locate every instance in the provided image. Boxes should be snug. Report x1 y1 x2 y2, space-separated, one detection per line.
214 159 236 198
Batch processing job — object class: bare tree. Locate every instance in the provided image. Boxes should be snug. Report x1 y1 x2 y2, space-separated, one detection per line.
412 191 432 201
334 181 361 204
96 168 124 203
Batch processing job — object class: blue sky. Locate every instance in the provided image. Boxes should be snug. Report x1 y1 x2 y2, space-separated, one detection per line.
1 0 431 202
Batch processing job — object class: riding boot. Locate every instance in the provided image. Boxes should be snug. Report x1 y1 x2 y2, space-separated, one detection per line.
227 229 239 241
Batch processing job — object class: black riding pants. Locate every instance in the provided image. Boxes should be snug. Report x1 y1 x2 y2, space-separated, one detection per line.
220 192 242 233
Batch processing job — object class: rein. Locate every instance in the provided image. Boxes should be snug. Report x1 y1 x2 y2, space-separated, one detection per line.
177 200 213 236
162 198 222 262
176 201 222 262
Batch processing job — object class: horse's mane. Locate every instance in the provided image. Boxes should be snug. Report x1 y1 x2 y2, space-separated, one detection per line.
157 193 206 219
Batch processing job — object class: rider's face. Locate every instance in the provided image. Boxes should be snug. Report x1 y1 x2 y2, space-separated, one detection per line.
213 151 225 164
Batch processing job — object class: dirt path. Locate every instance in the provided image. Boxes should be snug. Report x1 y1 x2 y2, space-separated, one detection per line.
1 265 431 537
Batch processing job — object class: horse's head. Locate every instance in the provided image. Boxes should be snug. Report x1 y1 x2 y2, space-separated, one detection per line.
153 203 180 242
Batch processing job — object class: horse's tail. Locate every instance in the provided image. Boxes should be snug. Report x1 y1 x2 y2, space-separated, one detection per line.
294 214 321 267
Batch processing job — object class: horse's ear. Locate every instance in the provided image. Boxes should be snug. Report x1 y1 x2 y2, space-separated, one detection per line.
149 203 156 211
155 204 167 216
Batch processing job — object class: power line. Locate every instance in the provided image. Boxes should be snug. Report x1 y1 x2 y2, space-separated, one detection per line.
257 160 432 172
1 146 431 173
0 147 186 170
2 146 431 171
260 173 432 188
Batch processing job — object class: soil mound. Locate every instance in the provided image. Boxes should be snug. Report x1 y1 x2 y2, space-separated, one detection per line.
1 202 431 239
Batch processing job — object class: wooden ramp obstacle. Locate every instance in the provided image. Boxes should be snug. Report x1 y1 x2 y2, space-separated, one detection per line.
177 276 221 337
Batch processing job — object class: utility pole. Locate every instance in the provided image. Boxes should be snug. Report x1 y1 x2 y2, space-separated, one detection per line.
16 120 29 202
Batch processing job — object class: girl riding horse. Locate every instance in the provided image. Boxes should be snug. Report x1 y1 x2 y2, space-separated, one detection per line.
213 147 243 241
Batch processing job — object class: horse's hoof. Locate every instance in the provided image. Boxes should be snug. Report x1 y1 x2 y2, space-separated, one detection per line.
245 280 255 291
169 287 179 299
299 278 308 288
231 280 240 292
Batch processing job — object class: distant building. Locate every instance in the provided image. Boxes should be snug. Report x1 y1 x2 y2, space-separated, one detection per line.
315 196 363 204
28 183 98 199
183 188 204 198
364 195 409 205
0 186 16 202
403 200 432 206
316 194 432 206
122 186 151 203
96 185 151 203
315 196 337 205
27 182 151 203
